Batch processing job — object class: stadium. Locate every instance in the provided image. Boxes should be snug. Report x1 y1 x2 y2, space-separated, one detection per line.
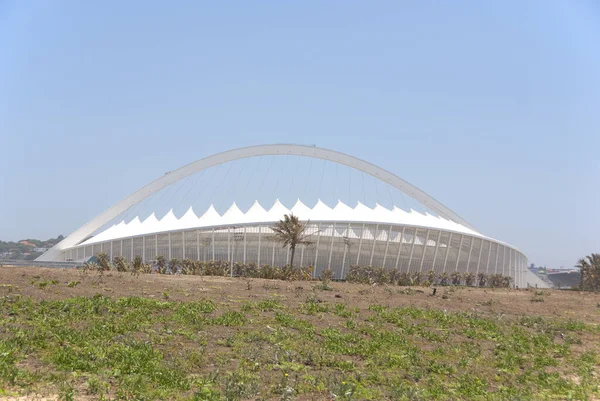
38 144 527 286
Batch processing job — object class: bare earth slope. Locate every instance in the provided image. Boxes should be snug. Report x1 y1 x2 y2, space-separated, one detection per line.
1 266 599 400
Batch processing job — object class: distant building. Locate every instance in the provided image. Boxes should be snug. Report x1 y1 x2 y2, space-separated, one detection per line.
547 271 580 289
33 247 49 252
19 241 36 247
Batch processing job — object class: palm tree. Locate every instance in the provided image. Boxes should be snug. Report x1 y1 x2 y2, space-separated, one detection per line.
271 214 312 267
576 253 600 291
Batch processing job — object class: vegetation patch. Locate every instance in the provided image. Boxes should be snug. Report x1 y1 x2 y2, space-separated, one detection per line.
1 290 599 400
1 266 600 400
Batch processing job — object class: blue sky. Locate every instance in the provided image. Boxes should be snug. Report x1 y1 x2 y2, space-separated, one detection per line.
1 1 598 268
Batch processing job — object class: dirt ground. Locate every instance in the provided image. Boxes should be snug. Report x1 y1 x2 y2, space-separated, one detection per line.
2 266 599 324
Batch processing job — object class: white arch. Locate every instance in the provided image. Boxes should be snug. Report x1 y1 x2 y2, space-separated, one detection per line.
38 144 475 261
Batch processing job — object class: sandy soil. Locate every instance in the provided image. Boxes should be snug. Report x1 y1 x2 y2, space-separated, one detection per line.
1 266 599 324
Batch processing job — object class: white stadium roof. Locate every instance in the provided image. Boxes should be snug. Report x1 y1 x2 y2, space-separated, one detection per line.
80 199 482 246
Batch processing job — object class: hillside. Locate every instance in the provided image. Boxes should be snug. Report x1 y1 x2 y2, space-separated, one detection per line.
1 266 599 400
0 236 63 261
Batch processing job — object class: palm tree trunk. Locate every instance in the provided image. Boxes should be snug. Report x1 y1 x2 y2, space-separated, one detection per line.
290 246 296 267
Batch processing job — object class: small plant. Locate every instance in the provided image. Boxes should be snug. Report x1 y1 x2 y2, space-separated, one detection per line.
488 274 511 288
169 258 180 274
477 273 488 287
255 298 282 311
156 255 167 274
320 268 334 282
464 272 475 286
451 271 462 286
96 252 112 271
113 256 129 272
67 281 80 288
410 272 422 286
314 281 333 291
132 255 144 275
213 311 246 326
372 267 389 284
181 259 194 275
426 270 437 285
162 291 169 299
397 272 411 286
141 263 152 274
263 282 280 290
481 299 494 306
59 381 75 401
86 376 109 396
38 279 58 289
316 268 334 290
301 295 329 315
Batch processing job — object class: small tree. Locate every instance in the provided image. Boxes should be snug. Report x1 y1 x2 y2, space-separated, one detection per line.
576 253 600 291
439 272 449 286
271 214 312 267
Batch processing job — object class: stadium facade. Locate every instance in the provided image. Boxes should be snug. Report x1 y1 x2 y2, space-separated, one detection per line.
39 144 527 286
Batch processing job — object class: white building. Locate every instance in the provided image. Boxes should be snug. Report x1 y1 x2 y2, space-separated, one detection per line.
38 144 527 286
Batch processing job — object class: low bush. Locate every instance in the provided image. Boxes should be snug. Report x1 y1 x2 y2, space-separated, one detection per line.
83 255 513 287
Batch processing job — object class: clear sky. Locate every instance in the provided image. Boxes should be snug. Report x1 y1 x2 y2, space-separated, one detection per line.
1 1 599 268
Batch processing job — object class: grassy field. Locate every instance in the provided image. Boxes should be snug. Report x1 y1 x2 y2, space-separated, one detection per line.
1 267 599 400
